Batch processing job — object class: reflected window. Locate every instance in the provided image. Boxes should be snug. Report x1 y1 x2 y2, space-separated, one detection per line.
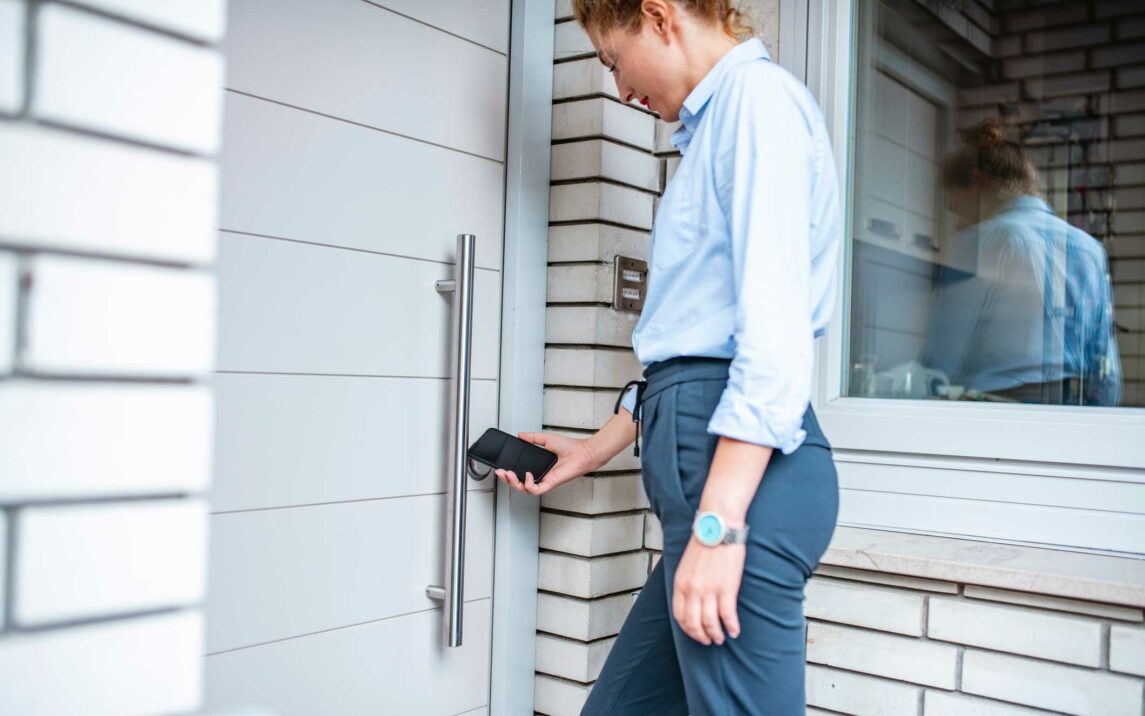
846 0 1141 407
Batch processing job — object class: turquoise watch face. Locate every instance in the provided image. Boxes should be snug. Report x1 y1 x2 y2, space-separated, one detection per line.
695 513 723 546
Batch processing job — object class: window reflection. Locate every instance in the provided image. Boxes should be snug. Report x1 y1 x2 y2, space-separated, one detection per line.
846 0 1141 408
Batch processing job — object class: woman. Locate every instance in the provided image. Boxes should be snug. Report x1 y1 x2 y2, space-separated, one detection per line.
494 1 842 712
922 119 1121 406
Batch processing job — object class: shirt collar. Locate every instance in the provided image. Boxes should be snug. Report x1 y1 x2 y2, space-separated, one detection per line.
999 195 1053 215
670 37 770 152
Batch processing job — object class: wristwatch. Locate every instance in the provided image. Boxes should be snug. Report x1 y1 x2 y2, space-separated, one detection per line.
692 511 749 547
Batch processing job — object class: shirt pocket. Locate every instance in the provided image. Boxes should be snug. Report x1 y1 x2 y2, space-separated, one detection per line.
650 175 705 271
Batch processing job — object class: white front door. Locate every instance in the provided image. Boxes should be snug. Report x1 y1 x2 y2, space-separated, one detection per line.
204 1 509 713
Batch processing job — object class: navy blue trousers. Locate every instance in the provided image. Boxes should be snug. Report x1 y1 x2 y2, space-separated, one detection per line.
581 357 839 715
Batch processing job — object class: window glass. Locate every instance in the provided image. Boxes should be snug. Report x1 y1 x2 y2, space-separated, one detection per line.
846 0 1142 407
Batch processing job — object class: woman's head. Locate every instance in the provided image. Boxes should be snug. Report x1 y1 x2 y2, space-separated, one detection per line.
941 119 1038 225
571 0 753 121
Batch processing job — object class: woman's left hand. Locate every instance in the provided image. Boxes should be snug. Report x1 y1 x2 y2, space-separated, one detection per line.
672 536 745 645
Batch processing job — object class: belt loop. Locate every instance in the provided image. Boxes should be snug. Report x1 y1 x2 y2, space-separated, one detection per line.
614 379 648 458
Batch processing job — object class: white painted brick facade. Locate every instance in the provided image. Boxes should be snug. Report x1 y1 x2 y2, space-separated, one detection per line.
0 0 223 711
806 664 921 715
805 576 926 636
807 621 959 689
928 596 1103 667
961 649 1143 715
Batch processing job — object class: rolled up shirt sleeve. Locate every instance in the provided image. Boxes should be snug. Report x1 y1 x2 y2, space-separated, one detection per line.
705 72 815 454
619 384 638 415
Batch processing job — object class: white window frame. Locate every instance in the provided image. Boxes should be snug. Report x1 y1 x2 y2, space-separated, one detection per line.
783 0 1145 472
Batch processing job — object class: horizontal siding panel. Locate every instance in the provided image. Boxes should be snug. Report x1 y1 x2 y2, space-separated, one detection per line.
14 500 207 625
216 234 500 379
206 491 494 653
212 373 496 511
35 4 223 154
838 487 1145 554
224 0 507 159
0 382 210 501
367 0 509 53
205 600 490 715
839 460 1145 514
0 124 217 263
219 93 504 270
0 611 203 716
0 251 15 373
23 256 215 377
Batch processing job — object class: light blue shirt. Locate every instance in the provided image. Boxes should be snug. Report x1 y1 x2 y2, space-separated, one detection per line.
620 38 842 454
921 195 1121 405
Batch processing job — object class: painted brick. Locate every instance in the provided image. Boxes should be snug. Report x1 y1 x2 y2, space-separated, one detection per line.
552 139 660 192
535 633 615 683
539 551 648 599
544 347 643 389
928 597 1102 667
14 500 208 625
1120 66 1145 89
0 124 217 263
925 691 1048 715
552 98 656 150
958 82 1021 106
535 674 591 716
35 5 224 154
540 511 645 557
0 0 23 113
1005 4 1088 32
553 58 619 101
1025 24 1113 52
1116 114 1145 138
541 473 649 514
543 386 626 430
550 182 654 229
548 223 649 263
813 564 959 594
546 428 643 473
963 584 1144 622
546 305 640 347
1007 50 1085 79
1110 624 1145 677
537 591 635 642
554 19 593 60
644 512 662 551
0 610 203 715
1024 72 1113 99
23 256 215 377
962 649 1143 715
0 382 212 500
1093 40 1145 69
547 264 614 304
65 0 225 42
993 35 1022 58
806 622 958 689
555 0 573 21
1108 90 1145 114
806 665 920 716
804 577 926 636
0 251 16 373
655 119 682 154
664 154 682 186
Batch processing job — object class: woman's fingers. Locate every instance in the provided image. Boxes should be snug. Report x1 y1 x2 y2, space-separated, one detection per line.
719 592 741 640
702 594 724 645
518 431 546 447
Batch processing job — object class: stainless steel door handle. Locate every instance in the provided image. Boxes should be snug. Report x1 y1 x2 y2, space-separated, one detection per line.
426 233 476 648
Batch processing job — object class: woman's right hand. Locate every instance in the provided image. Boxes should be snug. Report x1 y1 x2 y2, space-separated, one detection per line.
494 431 599 497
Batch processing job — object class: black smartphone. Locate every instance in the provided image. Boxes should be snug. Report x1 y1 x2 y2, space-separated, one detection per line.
467 428 558 483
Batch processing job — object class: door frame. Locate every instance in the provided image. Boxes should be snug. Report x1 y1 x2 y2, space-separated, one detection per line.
488 1 554 713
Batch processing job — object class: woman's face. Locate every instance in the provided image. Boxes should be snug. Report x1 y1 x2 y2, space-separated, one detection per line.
592 9 691 121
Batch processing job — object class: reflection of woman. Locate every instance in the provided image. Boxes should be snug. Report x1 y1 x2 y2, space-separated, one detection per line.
492 1 842 712
922 120 1120 406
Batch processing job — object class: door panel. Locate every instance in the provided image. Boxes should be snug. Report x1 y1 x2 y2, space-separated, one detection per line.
211 374 496 513
370 0 510 53
206 491 494 654
215 232 501 380
222 0 507 160
205 599 492 716
220 93 504 270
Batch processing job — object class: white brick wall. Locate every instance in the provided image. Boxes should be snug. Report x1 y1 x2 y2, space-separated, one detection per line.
0 0 223 712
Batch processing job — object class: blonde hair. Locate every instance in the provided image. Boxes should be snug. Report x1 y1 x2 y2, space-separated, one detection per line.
941 119 1038 198
572 0 755 41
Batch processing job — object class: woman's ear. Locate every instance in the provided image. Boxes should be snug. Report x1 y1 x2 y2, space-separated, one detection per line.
640 0 675 38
